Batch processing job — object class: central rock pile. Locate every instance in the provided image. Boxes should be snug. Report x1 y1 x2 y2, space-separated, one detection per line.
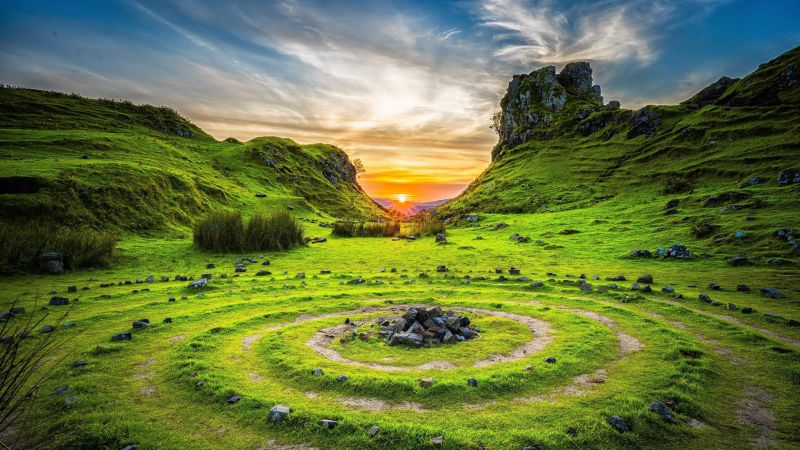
377 306 480 347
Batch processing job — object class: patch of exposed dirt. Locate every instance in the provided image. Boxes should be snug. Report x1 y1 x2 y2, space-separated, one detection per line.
168 334 186 344
259 439 318 450
735 387 777 448
338 396 427 412
560 308 644 355
248 372 264 382
241 334 263 352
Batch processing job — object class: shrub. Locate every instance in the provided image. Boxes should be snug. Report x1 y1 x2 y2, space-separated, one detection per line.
244 211 304 251
410 213 445 237
0 223 116 274
193 211 304 252
332 221 400 238
192 211 244 252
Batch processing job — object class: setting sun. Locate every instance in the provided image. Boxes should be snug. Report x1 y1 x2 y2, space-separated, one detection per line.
396 194 409 203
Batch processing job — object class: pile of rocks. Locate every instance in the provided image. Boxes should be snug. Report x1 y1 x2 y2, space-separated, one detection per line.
377 306 480 347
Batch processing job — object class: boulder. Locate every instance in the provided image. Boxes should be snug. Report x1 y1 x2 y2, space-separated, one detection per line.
637 275 654 284
760 288 783 299
40 252 64 274
188 278 207 289
649 402 673 422
49 296 69 306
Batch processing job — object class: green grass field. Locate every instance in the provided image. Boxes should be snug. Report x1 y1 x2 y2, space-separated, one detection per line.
1 46 799 449
1 205 798 449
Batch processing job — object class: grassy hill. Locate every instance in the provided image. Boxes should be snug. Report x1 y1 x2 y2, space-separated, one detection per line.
0 87 387 233
437 45 800 265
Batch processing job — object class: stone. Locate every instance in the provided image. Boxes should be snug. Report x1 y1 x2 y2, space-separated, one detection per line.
64 396 78 405
295 272 306 279
530 281 544 288
39 325 54 333
40 252 64 274
436 265 448 272
545 357 556 364
235 265 246 273
557 62 594 94
727 256 751 266
419 378 435 388
369 425 379 437
319 419 338 429
160 276 169 282
580 283 593 292
741 307 754 314
268 404 292 422
661 286 675 294
699 293 712 303
760 288 782 299
648 402 673 422
708 282 721 291
726 303 737 311
435 233 447 244
510 233 530 243
637 275 653 284
206 263 215 269
111 332 132 342
227 395 241 404
71 360 87 368
467 378 478 387
163 318 173 323
188 278 207 289
347 278 366 285
311 368 324 376
629 249 652 258
335 375 348 382
67 285 77 293
736 284 751 292
168 297 176 302
49 296 69 306
431 435 443 446
132 319 150 328
606 415 630 433
54 386 69 395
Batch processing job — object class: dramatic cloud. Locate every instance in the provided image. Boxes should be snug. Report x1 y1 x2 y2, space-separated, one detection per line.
1 0 798 200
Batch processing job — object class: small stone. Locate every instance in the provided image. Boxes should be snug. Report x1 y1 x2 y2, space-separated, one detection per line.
319 419 338 429
467 378 478 387
336 375 348 382
606 415 630 433
369 425 379 437
296 272 306 279
661 286 674 294
188 278 207 289
737 284 751 292
760 288 782 299
39 325 54 333
54 386 69 394
132 320 150 328
726 303 737 311
419 378 435 388
708 282 721 290
111 332 132 342
227 395 241 404
168 297 176 302
163 318 173 323
741 307 754 314
67 285 77 293
699 293 712 303
545 357 556 364
436 265 448 272
255 270 271 276
580 283 593 292
637 275 653 284
648 402 673 422
71 360 87 368
64 396 78 405
311 368 323 376
431 435 443 446
268 404 292 422
49 296 69 306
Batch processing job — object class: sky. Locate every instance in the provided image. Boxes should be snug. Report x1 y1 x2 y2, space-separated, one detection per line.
1 1 799 202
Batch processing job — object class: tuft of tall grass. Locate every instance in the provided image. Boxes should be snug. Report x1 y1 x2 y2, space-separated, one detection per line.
410 213 445 237
332 221 400 238
193 211 304 252
0 223 116 274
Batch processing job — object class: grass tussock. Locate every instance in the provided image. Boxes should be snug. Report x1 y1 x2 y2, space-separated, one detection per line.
410 213 445 237
332 221 401 238
0 223 116 274
193 211 304 252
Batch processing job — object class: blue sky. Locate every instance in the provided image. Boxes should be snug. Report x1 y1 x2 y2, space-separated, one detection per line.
2 0 799 200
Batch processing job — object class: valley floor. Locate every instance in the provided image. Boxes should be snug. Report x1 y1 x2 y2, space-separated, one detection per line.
1 208 799 449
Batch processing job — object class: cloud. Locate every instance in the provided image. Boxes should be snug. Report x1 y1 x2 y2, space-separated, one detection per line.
475 0 721 65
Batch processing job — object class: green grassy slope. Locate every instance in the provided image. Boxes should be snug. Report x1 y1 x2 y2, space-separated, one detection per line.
0 88 387 232
439 46 800 265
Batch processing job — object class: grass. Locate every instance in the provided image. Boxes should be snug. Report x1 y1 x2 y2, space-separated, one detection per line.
193 211 304 252
331 221 401 238
0 222 116 274
410 213 445 237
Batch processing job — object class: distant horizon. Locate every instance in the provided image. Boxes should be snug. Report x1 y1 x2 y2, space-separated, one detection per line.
2 0 800 201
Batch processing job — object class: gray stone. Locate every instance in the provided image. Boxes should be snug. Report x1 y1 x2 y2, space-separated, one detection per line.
606 415 630 433
760 288 783 299
227 395 241 404
111 332 132 342
319 419 338 429
49 296 69 306
188 278 207 289
268 404 291 422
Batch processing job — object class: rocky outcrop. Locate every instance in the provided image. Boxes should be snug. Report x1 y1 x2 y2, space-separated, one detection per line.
492 62 607 159
682 76 739 107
